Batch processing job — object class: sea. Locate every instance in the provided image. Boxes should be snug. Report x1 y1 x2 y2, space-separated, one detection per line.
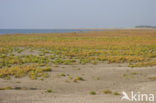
0 29 104 35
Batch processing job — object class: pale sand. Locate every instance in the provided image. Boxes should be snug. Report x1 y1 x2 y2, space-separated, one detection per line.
0 64 156 103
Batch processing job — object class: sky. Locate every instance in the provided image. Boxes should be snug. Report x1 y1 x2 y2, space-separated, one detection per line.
0 0 156 29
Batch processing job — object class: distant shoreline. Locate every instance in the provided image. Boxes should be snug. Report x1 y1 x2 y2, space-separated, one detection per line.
0 29 105 35
0 28 156 35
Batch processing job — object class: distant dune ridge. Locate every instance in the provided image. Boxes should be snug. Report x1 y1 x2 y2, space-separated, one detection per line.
135 25 156 28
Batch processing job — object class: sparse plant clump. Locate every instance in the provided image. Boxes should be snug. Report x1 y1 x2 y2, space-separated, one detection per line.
42 73 49 78
14 87 22 90
122 74 127 77
0 65 51 80
128 60 156 67
28 71 38 80
0 88 5 90
76 68 81 70
96 77 100 80
148 77 156 81
103 89 120 96
73 76 84 82
57 73 66 77
73 79 78 82
104 89 112 94
68 76 73 80
46 89 53 93
0 86 12 90
90 91 96 95
113 92 120 95
42 67 52 72
76 76 84 80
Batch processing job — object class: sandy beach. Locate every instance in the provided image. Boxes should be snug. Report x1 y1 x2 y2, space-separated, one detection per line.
1 63 156 103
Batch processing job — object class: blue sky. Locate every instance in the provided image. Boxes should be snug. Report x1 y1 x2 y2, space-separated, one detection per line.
0 0 156 29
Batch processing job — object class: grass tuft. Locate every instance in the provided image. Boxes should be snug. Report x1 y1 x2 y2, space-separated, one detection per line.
90 91 96 95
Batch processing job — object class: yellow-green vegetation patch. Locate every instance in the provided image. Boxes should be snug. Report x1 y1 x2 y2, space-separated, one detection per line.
56 73 66 77
73 76 84 82
103 89 120 96
113 92 120 95
46 89 53 93
104 89 112 94
89 91 96 95
129 60 156 67
148 77 156 81
0 65 51 80
0 30 156 67
0 86 12 90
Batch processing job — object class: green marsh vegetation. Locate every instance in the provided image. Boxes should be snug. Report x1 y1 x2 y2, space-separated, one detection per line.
0 30 156 79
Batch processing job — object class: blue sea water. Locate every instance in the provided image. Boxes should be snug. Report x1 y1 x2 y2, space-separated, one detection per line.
0 29 104 35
